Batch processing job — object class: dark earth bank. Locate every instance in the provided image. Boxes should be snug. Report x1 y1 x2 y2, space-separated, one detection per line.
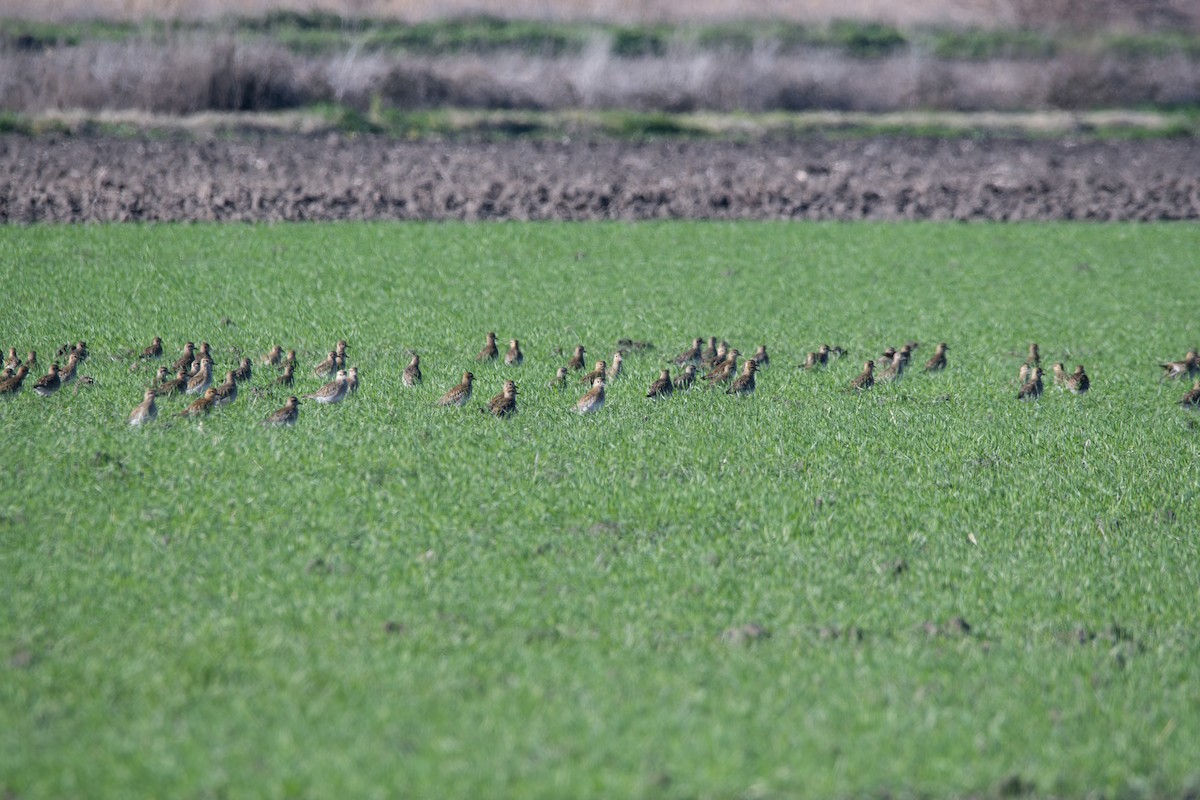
3 134 1198 222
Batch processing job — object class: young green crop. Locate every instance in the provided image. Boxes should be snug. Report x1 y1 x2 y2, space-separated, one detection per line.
1 222 1198 799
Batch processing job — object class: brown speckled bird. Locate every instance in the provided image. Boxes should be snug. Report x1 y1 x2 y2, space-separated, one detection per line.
402 354 422 387
477 332 499 362
262 345 283 366
140 337 163 359
153 365 170 385
574 376 605 415
212 371 239 406
23 351 38 371
567 345 586 371
675 364 697 390
346 367 359 395
674 338 704 366
186 358 214 395
314 351 338 378
264 396 300 427
128 389 158 427
335 340 349 360
1026 342 1041 367
1051 362 1068 386
154 369 190 397
549 366 568 389
231 358 253 383
1180 380 1200 410
581 360 608 384
646 369 674 400
1159 350 1199 382
436 371 474 407
607 352 624 381
4 347 20 370
727 359 758 397
60 353 81 385
1066 365 1090 394
191 342 211 373
276 363 295 387
69 341 88 362
879 345 911 383
0 365 29 395
751 345 769 369
504 339 523 367
282 349 297 369
307 370 349 405
705 350 740 386
1018 367 1044 401
33 364 61 397
172 342 196 374
1018 363 1032 385
181 387 219 417
924 342 948 372
850 360 875 391
483 380 518 418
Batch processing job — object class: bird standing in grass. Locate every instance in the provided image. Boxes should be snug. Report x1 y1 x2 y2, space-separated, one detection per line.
140 337 163 359
276 363 295 386
575 377 605 415
128 390 158 426
436 372 474 407
346 367 359 395
727 359 758 397
153 365 170 385
232 357 253 383
607 352 624 381
0 365 29 395
646 369 674 400
314 351 338 378
402 354 422 387
504 339 523 366
3 348 19 371
262 345 282 366
581 360 608 384
172 342 195 374
212 371 238 406
60 353 81 386
1052 362 1068 386
69 341 88 362
751 345 769 369
924 342 948 372
191 343 211 373
1159 350 1198 382
186 358 213 395
307 370 349 405
1018 367 1045 401
483 380 518 418
1180 380 1200 410
850 360 875 391
1026 342 1041 367
675 365 697 390
33 364 61 397
283 349 297 369
549 367 568 389
705 350 740 386
567 345 586 371
264 396 300 426
477 332 499 362
181 387 218 417
1018 363 1031 385
1066 365 1090 394
155 369 189 396
675 338 704 366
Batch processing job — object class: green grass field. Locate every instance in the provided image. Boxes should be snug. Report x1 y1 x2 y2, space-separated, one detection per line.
2 222 1199 799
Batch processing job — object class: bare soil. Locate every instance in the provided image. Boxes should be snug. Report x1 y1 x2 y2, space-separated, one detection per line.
3 134 1198 223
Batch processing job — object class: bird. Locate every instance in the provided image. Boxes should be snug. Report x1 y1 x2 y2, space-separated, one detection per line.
1026 342 1041 367
850 360 875 391
1051 363 1068 386
549 366 568 389
262 345 283 366
154 369 190 396
23 351 37 371
191 342 211 373
186 358 214 395
483 380 518 418
181 387 219 417
33 364 61 397
171 342 195 374
700 337 718 366
3 348 19 370
1159 350 1199 382
276 363 295 386
264 396 300 426
924 342 948 372
1180 380 1200 410
705 350 740 386
879 346 897 367
140 337 163 359
402 354 422 387
436 372 474 407
212 371 238 406
674 365 697 390
879 345 911 383
1066 365 1090 394
128 389 158 427
69 341 88 362
307 370 349 405
727 359 758 397
335 340 349 361
282 349 297 369
0 365 29 395
704 341 729 370
1018 363 1032 385
59 353 81 385
231 358 253 383
152 365 170 385
504 339 524 366
607 352 624 381
674 338 704 366
646 369 674 400
800 349 823 370
566 345 586 371
751 345 769 369
581 360 608 384
574 376 605 415
477 332 499 362
346 367 359 395
314 351 339 378
1018 367 1045 401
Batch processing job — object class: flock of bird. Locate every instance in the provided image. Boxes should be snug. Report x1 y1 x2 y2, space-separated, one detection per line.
2 336 1199 427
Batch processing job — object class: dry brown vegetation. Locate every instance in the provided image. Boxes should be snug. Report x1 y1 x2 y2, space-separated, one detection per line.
3 35 1197 115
